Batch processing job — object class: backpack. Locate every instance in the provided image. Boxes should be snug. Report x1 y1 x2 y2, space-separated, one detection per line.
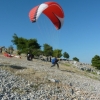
51 58 56 64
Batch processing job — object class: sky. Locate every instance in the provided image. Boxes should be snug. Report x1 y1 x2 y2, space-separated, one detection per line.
0 0 100 64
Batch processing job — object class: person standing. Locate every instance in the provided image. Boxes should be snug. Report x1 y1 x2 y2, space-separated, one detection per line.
27 52 30 61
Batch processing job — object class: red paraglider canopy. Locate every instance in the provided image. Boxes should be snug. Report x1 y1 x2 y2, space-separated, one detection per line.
29 1 64 30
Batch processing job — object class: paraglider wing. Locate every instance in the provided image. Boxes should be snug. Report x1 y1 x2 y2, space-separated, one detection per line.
29 2 64 30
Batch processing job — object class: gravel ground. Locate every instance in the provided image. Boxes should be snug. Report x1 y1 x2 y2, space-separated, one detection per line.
0 55 100 100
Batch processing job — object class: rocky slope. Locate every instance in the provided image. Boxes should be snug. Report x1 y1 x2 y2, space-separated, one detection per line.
0 55 100 100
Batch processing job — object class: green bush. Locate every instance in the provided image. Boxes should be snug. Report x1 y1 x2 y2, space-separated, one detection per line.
91 55 100 70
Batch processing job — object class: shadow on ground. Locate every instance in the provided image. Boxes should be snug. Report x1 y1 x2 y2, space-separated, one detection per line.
60 69 75 73
0 64 26 70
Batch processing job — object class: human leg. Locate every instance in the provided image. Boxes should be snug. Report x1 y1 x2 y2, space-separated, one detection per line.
51 64 55 67
56 63 59 69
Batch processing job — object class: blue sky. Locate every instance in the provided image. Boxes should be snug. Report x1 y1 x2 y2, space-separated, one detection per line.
0 0 100 63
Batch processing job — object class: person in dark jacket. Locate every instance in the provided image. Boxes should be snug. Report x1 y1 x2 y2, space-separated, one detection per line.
27 52 30 60
27 52 34 61
51 57 59 69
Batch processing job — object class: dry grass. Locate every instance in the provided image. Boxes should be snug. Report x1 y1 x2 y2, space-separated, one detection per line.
59 63 82 74
0 65 48 84
59 62 100 80
0 59 100 85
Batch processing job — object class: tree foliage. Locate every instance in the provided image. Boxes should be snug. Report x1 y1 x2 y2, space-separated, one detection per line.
91 55 100 69
43 43 53 56
33 49 43 56
11 33 19 46
63 52 69 59
53 49 62 58
73 57 79 62
11 33 41 54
